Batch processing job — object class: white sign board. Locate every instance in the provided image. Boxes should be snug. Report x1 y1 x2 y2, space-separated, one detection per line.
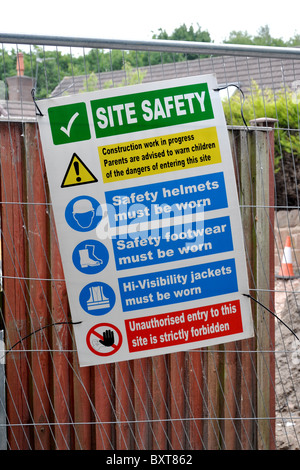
37 74 254 367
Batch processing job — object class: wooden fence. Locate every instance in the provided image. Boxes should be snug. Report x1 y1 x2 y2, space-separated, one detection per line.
0 121 275 450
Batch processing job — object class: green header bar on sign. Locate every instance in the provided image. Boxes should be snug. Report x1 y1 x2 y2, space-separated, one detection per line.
91 82 214 138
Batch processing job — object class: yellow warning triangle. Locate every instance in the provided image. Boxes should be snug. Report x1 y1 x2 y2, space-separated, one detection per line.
61 153 98 188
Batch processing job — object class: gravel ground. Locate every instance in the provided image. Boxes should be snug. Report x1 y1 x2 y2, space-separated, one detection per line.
275 279 300 450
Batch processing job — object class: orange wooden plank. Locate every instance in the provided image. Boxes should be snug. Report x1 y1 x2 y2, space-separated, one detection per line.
115 361 134 449
205 348 221 449
169 352 186 450
133 358 151 449
93 364 114 450
25 123 51 449
50 227 73 450
223 342 238 449
187 350 204 450
73 361 92 449
151 355 168 450
0 122 30 449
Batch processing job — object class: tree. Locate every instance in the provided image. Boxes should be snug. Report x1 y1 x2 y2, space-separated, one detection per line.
152 23 211 61
286 34 300 47
222 81 300 169
253 25 286 47
223 30 254 45
224 24 299 47
79 71 99 93
153 23 211 43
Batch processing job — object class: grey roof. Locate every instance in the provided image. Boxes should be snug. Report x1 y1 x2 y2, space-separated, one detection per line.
0 99 36 120
51 54 300 98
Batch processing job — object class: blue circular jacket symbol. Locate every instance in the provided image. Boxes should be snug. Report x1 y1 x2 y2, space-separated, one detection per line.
65 195 102 232
79 281 116 316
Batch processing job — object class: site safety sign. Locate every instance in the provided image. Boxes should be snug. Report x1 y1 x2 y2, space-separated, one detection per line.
37 74 254 367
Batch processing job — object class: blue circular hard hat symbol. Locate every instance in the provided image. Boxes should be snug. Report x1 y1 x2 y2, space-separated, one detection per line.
65 195 102 232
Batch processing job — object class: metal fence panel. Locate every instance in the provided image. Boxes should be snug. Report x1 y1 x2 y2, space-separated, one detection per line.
0 34 300 450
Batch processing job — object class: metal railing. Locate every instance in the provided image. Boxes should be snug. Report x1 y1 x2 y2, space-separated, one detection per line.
0 33 300 451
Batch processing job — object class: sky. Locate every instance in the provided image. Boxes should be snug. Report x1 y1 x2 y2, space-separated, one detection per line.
1 0 300 45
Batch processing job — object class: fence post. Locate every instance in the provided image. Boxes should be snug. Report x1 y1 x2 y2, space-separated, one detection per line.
230 128 257 450
253 125 276 450
229 123 275 450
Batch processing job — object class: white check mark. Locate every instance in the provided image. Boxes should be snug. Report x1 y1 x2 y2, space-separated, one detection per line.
60 112 79 137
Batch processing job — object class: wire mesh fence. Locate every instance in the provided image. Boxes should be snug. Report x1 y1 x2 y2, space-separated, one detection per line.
0 34 300 450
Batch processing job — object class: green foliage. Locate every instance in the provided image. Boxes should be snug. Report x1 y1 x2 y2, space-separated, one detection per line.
223 24 296 47
152 23 211 61
119 62 147 87
102 62 147 89
0 48 17 78
224 30 254 45
79 71 99 93
222 81 300 169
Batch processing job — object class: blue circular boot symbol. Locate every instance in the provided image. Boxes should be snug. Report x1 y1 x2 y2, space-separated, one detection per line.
72 239 109 274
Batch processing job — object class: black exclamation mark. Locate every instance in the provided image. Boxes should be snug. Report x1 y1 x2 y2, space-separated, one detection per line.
74 160 81 182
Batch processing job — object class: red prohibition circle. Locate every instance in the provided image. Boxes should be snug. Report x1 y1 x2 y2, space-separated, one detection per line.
86 323 123 357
